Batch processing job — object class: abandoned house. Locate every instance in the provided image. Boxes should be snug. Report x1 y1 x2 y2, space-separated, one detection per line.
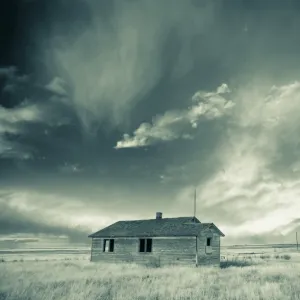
88 212 225 267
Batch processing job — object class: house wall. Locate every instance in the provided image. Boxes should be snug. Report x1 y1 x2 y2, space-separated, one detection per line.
197 228 221 267
90 236 197 267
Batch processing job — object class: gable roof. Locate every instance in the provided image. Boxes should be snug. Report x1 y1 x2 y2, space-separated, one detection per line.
88 217 225 238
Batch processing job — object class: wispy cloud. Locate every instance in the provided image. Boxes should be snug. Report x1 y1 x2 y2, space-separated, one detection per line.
44 77 69 97
0 103 42 125
115 83 234 148
48 0 219 132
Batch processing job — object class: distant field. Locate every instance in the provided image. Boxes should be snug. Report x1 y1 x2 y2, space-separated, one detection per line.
0 244 300 262
1 244 298 262
1 251 300 300
0 248 90 262
221 244 300 263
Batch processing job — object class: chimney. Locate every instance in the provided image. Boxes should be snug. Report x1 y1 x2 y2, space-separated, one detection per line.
156 212 162 219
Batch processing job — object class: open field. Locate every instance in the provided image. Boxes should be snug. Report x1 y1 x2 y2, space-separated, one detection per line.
1 252 300 300
0 248 90 262
221 245 300 264
1 244 298 262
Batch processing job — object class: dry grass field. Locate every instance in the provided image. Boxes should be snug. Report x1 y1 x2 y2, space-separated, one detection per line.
1 253 300 300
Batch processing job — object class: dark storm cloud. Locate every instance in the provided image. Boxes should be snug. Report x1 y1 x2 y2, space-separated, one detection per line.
0 66 71 107
0 0 232 187
0 65 82 166
1 0 300 245
0 66 30 108
48 0 224 133
0 192 89 243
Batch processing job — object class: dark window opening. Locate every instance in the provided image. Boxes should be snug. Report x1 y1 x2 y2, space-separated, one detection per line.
139 238 145 252
139 238 152 252
103 239 114 252
146 238 152 252
206 237 211 246
109 239 114 252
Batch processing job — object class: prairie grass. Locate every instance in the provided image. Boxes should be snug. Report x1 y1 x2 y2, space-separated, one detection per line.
1 259 300 300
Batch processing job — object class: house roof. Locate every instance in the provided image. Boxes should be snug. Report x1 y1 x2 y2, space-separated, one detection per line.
88 217 225 238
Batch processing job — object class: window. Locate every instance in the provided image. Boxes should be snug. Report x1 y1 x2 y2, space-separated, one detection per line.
139 238 145 252
206 237 212 254
146 239 152 252
206 237 211 247
139 238 152 253
103 239 114 252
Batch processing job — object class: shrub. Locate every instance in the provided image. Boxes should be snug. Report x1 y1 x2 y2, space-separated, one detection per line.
220 259 254 268
259 255 270 260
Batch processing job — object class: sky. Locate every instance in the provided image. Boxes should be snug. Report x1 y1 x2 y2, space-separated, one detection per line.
1 0 300 246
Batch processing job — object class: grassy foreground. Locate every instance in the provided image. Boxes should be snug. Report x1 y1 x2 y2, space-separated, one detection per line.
1 259 300 300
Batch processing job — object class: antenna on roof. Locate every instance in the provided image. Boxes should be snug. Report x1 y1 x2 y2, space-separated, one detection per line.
193 187 197 222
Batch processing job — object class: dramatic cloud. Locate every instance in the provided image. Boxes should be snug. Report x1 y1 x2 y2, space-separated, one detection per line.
0 103 41 125
44 77 69 97
0 191 90 243
175 80 300 243
0 66 77 161
0 66 30 97
48 0 220 132
0 66 18 78
0 100 62 160
0 102 43 159
0 66 30 84
115 84 234 148
2 0 300 246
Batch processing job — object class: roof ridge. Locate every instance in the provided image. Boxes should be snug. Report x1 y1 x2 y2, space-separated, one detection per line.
118 216 197 222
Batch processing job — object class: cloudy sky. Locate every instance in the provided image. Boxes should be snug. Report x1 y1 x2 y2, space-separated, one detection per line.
1 0 300 246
